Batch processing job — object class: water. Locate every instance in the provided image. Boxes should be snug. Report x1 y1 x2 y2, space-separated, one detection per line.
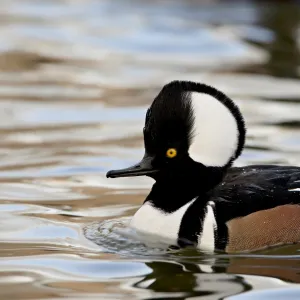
1 0 300 299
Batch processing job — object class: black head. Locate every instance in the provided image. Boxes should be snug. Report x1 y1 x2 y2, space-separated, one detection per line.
107 80 246 191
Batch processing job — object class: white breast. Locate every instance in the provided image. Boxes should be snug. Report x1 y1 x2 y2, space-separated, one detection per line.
130 199 217 251
130 199 196 248
197 202 217 252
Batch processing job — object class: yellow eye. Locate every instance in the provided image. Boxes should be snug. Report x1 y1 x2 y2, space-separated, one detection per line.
166 148 177 158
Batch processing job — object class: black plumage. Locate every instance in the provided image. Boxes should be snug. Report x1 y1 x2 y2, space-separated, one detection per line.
214 165 300 221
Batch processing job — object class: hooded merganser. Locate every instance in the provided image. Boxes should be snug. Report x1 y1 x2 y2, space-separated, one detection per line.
106 80 300 253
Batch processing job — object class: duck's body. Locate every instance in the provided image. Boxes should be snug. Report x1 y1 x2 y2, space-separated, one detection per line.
107 80 300 253
130 165 300 252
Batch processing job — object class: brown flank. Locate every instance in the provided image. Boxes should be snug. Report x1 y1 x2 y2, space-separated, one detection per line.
226 204 300 252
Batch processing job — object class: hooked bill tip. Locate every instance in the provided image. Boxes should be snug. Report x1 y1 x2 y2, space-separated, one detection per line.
106 170 114 178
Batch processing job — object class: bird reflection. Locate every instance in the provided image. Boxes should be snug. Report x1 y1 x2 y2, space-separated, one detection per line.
132 259 251 300
131 244 300 300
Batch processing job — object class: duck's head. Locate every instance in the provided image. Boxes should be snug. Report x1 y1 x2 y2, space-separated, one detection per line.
107 80 246 189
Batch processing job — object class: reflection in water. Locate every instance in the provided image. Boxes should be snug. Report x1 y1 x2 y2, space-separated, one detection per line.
134 261 249 300
260 2 300 78
0 0 300 299
131 256 300 299
227 254 300 283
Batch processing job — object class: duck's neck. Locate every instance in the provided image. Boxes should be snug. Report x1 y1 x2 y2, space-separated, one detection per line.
145 166 225 213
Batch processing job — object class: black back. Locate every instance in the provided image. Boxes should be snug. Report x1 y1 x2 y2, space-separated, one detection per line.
213 164 300 222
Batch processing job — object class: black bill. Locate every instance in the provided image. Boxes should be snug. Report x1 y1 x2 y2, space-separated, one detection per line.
106 155 157 178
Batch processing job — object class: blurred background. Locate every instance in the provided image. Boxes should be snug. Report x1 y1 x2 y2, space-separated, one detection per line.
1 0 300 299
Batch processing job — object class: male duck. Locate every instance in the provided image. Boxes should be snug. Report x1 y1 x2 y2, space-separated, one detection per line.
107 80 300 253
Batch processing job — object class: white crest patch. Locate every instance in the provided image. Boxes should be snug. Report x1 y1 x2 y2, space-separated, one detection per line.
130 199 196 248
198 203 217 252
189 92 239 166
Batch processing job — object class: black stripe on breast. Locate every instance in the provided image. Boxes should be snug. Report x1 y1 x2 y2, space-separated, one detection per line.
177 197 208 248
212 203 229 250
